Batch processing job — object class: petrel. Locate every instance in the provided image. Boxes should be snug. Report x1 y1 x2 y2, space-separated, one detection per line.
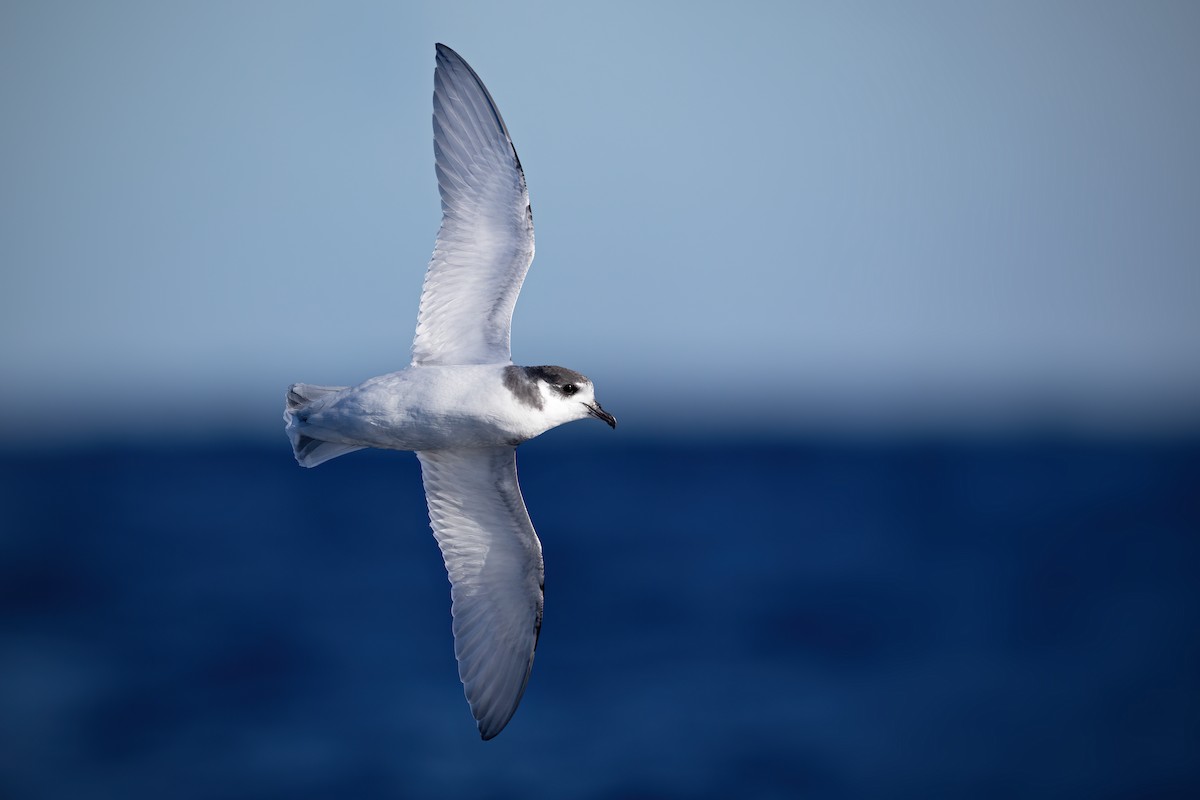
284 44 615 739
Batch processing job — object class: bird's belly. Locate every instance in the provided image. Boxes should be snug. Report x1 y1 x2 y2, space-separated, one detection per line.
309 369 527 451
371 411 521 450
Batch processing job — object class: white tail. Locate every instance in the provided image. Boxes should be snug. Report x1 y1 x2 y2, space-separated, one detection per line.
284 383 365 467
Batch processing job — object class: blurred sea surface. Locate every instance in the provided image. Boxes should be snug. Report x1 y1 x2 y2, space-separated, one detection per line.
1 435 1198 799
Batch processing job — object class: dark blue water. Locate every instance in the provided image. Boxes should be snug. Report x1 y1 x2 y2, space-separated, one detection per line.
2 435 1198 799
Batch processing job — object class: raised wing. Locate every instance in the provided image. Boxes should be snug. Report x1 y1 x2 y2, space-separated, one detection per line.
416 446 544 739
411 44 535 367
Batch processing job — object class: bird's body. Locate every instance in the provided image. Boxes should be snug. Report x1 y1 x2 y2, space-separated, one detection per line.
287 363 603 461
283 44 614 740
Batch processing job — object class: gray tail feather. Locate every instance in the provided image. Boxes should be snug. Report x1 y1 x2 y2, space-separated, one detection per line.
284 383 365 468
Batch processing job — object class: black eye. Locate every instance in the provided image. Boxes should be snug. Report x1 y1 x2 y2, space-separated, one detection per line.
561 383 578 396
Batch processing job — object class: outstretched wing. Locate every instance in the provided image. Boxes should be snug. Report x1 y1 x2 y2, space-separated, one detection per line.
416 446 544 739
411 44 535 367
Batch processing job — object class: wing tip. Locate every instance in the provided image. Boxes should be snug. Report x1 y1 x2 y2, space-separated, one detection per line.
435 42 467 68
476 705 519 741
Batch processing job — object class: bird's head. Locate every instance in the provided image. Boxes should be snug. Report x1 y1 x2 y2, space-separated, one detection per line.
506 365 617 431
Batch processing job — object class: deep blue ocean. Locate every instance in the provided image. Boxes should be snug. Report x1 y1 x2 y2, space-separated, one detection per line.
2 434 1198 799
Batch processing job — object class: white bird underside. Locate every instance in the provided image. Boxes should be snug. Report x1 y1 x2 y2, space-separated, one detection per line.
415 45 543 738
283 43 606 741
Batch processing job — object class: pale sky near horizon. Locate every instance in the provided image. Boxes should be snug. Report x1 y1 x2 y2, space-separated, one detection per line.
2 1 1199 441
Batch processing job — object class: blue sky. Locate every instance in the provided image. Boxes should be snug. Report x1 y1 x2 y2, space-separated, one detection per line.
2 1 1198 441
